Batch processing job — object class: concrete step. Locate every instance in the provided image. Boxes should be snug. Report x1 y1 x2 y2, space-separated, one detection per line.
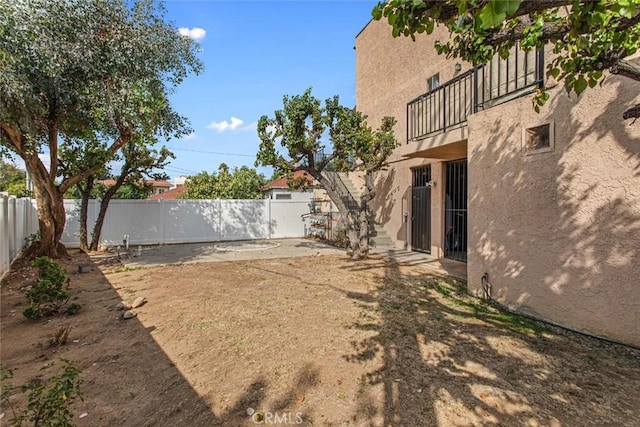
336 172 395 251
369 224 395 249
337 172 363 199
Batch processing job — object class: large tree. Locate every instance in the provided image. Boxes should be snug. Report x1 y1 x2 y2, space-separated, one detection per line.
373 0 640 120
182 164 266 199
0 0 201 257
256 88 397 260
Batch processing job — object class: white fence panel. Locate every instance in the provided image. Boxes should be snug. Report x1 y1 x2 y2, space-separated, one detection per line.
221 199 269 241
62 199 82 246
15 198 29 255
7 196 17 260
1 193 38 279
58 197 314 250
100 200 164 246
2 195 316 278
0 194 10 276
163 199 222 243
271 200 309 238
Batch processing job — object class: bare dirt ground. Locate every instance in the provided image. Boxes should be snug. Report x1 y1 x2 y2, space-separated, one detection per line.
1 248 639 426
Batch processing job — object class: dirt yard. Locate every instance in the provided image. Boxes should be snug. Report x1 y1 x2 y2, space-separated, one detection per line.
1 249 639 426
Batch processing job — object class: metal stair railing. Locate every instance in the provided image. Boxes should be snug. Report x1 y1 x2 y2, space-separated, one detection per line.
311 149 360 213
324 170 359 213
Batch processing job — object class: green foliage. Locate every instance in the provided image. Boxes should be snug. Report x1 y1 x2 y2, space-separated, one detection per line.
64 303 82 316
1 360 83 427
1 366 15 418
372 0 640 115
0 0 202 256
22 233 41 252
22 257 80 319
255 88 398 179
113 182 153 200
255 88 398 259
183 164 266 199
431 280 550 336
0 160 29 197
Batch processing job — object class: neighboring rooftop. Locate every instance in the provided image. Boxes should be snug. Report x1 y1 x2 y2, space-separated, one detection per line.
261 170 314 191
147 185 188 200
99 179 172 189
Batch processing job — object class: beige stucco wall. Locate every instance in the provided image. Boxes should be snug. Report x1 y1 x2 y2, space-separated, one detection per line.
356 20 469 252
467 73 640 345
356 19 640 345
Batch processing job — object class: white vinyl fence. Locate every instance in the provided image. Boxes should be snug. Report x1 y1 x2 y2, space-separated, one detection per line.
61 198 311 248
0 193 38 278
1 196 311 277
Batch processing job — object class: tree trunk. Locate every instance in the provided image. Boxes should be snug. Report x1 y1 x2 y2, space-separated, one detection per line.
310 170 367 260
346 221 363 260
359 171 378 256
89 200 109 252
26 156 67 258
78 176 94 251
358 210 369 256
89 168 129 251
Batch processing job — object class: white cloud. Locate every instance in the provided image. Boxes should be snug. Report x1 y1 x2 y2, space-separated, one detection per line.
178 27 206 41
182 132 198 140
206 116 244 132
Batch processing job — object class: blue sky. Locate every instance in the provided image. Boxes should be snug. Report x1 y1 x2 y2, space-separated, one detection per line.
161 0 379 181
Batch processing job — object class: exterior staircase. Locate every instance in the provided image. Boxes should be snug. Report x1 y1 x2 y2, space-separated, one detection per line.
336 172 395 252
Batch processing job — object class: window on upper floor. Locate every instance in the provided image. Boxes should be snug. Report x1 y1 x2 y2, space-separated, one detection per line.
427 73 440 92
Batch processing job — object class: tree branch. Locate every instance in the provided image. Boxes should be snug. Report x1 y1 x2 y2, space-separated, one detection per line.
610 58 640 82
416 0 580 23
48 118 58 181
623 104 640 121
0 120 24 154
483 19 571 46
481 6 640 47
58 128 132 194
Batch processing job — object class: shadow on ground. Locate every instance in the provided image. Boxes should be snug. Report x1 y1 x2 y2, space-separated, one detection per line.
340 258 640 426
109 238 345 269
0 251 321 426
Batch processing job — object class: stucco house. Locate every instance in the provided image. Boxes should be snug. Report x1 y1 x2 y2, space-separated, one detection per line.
261 170 314 201
355 20 640 346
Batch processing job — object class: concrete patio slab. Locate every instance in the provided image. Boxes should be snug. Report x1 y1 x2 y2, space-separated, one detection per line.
102 238 344 268
91 238 468 282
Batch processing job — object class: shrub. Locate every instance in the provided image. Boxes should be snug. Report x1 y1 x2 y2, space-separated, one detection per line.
22 257 81 319
49 326 71 348
1 360 83 427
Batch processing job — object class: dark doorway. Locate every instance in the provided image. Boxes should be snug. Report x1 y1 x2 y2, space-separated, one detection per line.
411 166 432 253
444 159 467 262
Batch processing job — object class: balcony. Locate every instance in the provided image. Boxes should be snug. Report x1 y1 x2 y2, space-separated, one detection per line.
407 47 544 143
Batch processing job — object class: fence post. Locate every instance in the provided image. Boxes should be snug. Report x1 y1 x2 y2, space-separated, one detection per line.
267 198 272 239
0 194 9 277
218 199 223 241
8 196 17 260
160 199 166 245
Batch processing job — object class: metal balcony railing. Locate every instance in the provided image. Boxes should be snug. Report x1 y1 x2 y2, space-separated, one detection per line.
407 70 474 141
407 47 544 142
475 48 545 110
